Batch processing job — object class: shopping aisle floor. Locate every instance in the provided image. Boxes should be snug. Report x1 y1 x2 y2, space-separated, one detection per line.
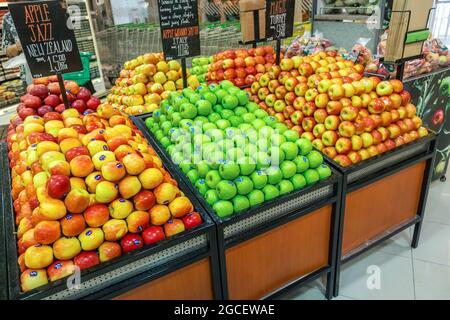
281 168 450 300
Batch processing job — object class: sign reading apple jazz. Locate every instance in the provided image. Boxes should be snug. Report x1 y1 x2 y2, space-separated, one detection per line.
265 0 295 41
8 0 82 78
157 0 200 60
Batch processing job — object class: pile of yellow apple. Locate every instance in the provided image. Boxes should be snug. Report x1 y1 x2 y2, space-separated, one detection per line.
6 104 203 293
107 53 200 115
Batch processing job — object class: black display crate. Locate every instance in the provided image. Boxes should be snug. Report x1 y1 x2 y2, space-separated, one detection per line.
323 132 438 297
132 115 343 300
1 142 222 300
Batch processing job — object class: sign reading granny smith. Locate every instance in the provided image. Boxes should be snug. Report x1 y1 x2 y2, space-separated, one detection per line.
157 0 201 60
8 0 82 78
265 0 294 41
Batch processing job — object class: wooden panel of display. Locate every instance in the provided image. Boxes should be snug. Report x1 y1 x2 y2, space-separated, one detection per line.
115 258 214 300
225 205 332 300
342 161 426 256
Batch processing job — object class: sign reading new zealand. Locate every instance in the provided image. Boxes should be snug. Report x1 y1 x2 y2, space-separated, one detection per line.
9 0 82 78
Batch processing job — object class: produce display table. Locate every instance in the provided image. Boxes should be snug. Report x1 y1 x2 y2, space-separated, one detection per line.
328 133 437 297
132 115 343 300
403 67 450 181
0 142 222 300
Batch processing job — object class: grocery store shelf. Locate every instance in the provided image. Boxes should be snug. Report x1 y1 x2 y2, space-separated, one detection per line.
0 3 8 8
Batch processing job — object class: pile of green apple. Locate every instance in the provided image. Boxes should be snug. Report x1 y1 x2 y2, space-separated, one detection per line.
190 56 212 84
145 80 332 218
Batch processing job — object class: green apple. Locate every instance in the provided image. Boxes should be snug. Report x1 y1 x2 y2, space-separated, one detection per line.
245 102 259 113
255 151 271 170
307 150 324 169
242 113 256 123
189 93 202 104
293 155 310 173
304 169 320 186
196 160 210 178
205 170 222 189
202 92 218 106
266 166 283 184
283 130 300 142
213 104 224 113
222 95 239 110
281 142 299 160
259 126 274 139
216 119 231 130
173 97 188 109
219 162 240 180
238 123 253 133
262 185 280 201
161 121 172 135
234 176 254 195
263 116 278 127
245 129 258 143
218 139 234 152
195 179 208 195
220 109 235 120
209 83 219 92
250 170 268 189
256 138 269 153
196 100 213 116
213 200 234 218
232 195 250 213
268 146 285 165
227 87 240 96
166 145 175 156
220 80 234 90
291 174 307 190
158 115 168 123
270 133 287 146
234 106 247 116
215 89 228 104
186 169 200 184
251 119 266 131
238 156 256 175
182 87 195 98
202 122 217 132
216 180 237 200
152 109 161 122
205 189 220 206
280 161 297 179
180 119 194 130
236 91 250 106
205 128 224 142
197 85 209 94
208 112 221 123
274 123 288 134
207 151 224 169
229 115 244 127
244 143 258 156
226 148 245 162
180 163 194 174
316 164 332 180
254 109 268 119
155 130 164 141
248 190 265 207
171 112 182 126
145 117 154 128
297 138 313 156
278 180 294 196
231 135 246 147
160 137 171 148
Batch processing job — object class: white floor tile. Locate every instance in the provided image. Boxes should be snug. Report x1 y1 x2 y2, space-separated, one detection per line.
378 227 412 258
282 284 327 300
413 259 450 300
412 221 450 267
424 181 450 226
338 249 415 300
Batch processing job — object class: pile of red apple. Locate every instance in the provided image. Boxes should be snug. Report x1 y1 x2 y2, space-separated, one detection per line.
17 77 101 121
206 46 277 88
6 104 203 293
248 52 429 167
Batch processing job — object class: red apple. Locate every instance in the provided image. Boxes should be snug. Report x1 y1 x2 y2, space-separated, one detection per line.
120 234 143 253
47 175 71 199
74 251 99 271
142 226 165 245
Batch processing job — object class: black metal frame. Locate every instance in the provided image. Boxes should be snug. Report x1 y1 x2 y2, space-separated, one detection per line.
0 142 222 300
131 115 343 300
0 145 7 300
327 133 438 297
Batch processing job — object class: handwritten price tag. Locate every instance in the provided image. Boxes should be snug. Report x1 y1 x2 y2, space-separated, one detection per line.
265 0 294 41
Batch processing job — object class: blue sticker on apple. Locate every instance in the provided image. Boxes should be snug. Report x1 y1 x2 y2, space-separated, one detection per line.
55 263 62 269
103 145 109 150
119 199 125 202
133 239 141 245
30 271 38 277
199 179 205 184
228 181 234 185
115 184 119 189
99 155 106 161
66 214 72 220
95 175 101 180
90 138 96 141
86 230 92 236
99 130 105 134
116 163 123 168
236 177 243 182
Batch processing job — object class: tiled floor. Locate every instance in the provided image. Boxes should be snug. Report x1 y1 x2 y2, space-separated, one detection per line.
282 169 450 300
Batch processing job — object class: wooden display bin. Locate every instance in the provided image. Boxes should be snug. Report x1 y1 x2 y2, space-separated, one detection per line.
132 115 342 300
1 143 221 300
327 133 437 297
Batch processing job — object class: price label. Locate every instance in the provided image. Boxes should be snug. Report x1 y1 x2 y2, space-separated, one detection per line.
265 0 294 41
157 0 200 60
8 0 82 78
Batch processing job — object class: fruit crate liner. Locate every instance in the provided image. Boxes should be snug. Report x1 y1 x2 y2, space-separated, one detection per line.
131 116 340 245
323 132 437 185
0 142 216 300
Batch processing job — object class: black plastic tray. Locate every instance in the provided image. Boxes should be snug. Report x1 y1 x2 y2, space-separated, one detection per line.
1 142 219 300
131 115 341 246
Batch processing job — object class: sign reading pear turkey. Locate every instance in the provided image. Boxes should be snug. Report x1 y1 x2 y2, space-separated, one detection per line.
265 0 295 41
157 0 200 60
8 0 82 78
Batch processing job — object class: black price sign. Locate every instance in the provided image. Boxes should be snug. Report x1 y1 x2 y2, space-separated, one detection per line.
8 0 82 78
265 0 295 40
157 0 200 60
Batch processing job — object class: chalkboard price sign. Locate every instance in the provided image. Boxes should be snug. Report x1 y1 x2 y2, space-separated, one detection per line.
8 0 82 78
157 0 201 60
265 0 295 41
